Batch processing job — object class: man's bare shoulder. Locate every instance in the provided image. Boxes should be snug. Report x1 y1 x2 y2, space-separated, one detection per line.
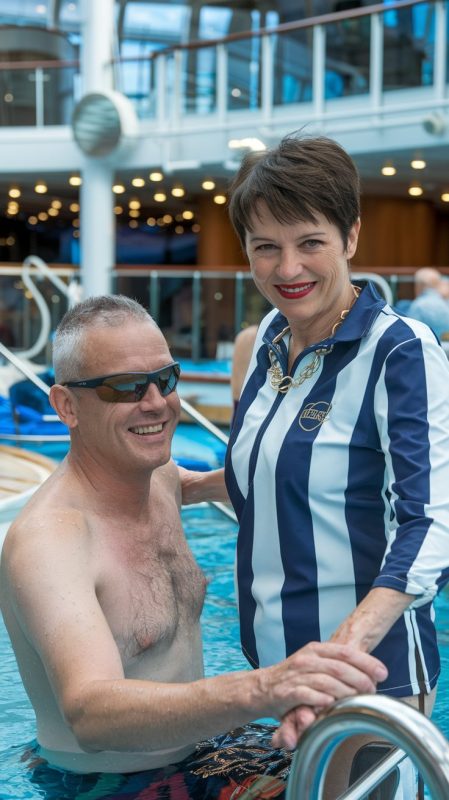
2 465 89 575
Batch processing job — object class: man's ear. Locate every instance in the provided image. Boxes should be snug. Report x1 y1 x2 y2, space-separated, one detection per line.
49 384 78 429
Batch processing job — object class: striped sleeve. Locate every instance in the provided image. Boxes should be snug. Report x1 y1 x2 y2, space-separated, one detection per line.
372 326 449 602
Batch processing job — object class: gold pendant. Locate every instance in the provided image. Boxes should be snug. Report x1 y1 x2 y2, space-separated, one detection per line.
268 348 331 393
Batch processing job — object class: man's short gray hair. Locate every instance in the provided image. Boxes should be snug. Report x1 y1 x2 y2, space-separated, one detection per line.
53 295 157 384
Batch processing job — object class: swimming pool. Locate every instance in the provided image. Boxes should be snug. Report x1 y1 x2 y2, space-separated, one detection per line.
1 504 449 798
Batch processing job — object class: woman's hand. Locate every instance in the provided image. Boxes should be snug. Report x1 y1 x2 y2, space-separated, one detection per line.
178 466 229 505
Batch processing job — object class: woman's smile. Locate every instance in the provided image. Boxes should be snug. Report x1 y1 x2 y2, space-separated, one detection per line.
275 282 316 300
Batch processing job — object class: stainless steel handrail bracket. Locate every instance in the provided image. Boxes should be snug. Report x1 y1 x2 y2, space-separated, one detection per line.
286 694 449 800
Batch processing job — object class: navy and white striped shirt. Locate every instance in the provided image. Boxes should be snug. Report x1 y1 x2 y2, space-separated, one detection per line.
225 282 449 696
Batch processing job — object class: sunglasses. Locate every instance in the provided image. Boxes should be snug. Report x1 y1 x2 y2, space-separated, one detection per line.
63 362 181 403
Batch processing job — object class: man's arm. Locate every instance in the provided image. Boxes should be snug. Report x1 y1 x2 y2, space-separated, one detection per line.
1 512 386 755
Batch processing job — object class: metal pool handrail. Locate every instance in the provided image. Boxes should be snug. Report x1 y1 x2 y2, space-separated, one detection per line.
286 694 449 799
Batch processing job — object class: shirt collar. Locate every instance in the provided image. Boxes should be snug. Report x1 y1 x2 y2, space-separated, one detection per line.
262 281 387 355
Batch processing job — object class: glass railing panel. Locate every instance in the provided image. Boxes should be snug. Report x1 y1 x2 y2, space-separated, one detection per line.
411 1 435 86
239 277 272 329
183 44 217 115
382 2 433 90
0 65 77 127
155 274 196 358
0 68 38 126
120 50 157 120
445 0 449 84
113 274 152 312
273 27 313 106
200 275 236 359
227 36 261 110
0 272 67 359
325 14 371 98
42 67 77 125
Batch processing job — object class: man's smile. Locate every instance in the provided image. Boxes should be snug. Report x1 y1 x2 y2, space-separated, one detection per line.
128 423 164 435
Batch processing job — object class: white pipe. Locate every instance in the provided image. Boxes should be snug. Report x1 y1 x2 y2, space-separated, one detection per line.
17 256 71 361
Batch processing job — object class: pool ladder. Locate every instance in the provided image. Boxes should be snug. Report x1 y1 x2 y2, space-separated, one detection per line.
286 694 449 799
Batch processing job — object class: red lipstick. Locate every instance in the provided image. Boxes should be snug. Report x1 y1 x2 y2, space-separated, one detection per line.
276 282 315 300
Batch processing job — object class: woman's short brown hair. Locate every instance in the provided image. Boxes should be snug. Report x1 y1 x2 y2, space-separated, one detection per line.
228 133 360 250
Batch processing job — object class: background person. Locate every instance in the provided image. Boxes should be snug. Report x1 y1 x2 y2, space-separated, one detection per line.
407 266 449 341
230 324 258 422
0 295 387 792
181 134 449 798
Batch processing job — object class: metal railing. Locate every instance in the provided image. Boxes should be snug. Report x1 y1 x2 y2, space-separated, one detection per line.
116 0 445 131
0 0 445 133
286 694 449 799
0 262 407 362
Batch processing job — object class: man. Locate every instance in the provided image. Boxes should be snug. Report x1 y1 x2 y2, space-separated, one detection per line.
0 295 386 781
407 266 449 341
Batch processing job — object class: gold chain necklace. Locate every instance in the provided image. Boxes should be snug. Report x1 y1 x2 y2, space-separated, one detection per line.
268 285 360 394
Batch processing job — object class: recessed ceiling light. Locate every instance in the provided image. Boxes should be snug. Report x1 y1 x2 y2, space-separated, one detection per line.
132 177 145 187
69 175 82 186
411 159 426 170
34 181 48 194
441 192 449 203
154 192 166 202
149 171 164 182
408 183 423 197
213 194 227 205
112 184 126 194
228 137 266 151
202 180 215 191
381 164 396 176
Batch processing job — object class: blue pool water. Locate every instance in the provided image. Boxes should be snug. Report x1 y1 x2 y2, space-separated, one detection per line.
1 505 449 798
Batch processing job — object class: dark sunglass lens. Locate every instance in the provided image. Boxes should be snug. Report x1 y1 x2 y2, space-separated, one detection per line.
95 385 130 402
157 366 179 396
94 367 179 403
97 375 142 403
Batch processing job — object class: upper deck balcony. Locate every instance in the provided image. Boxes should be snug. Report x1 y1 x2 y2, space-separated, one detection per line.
0 0 447 191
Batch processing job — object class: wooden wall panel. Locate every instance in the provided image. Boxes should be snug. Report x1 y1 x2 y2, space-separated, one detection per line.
353 197 438 268
197 197 247 267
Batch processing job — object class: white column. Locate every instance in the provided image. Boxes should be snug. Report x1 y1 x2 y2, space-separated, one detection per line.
80 160 115 298
79 0 115 297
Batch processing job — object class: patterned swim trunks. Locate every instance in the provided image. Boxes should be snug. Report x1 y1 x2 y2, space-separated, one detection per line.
24 723 293 800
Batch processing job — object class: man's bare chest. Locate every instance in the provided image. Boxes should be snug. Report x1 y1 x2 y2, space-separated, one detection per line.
96 518 207 659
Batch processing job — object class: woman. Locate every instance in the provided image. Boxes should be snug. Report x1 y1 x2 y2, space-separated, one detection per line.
182 134 449 796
